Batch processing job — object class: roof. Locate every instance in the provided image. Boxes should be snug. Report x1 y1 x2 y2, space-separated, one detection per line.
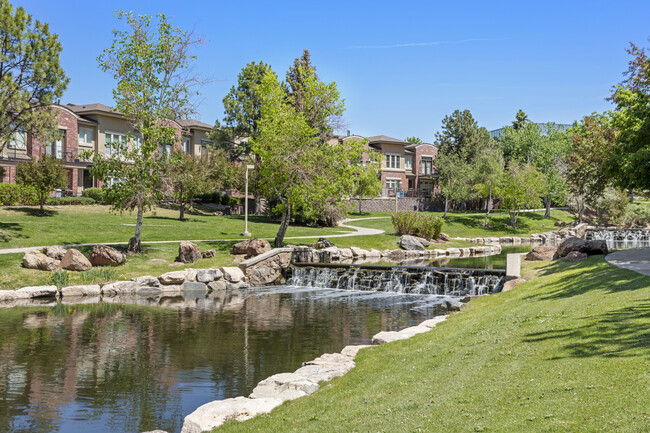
177 119 213 130
67 103 121 116
405 142 438 150
366 135 411 145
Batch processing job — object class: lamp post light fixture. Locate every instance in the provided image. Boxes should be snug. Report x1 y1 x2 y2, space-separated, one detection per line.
241 164 255 237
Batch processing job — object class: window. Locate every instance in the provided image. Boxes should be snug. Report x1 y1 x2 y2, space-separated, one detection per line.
404 155 412 170
133 135 142 152
46 129 65 159
9 130 26 149
184 138 191 154
105 133 126 156
386 179 401 192
386 154 401 169
421 156 433 175
78 128 93 146
158 144 172 158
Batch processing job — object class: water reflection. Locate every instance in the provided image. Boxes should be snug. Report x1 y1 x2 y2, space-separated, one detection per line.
0 287 447 433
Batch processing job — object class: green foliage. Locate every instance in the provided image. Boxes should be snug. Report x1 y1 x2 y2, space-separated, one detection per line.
500 162 543 226
608 40 650 191
220 194 239 206
49 269 69 287
45 196 95 206
197 191 221 204
163 150 210 220
472 143 504 226
78 267 117 284
405 136 423 144
391 211 444 240
82 187 106 204
595 187 631 225
0 183 38 205
15 155 68 213
511 108 529 130
620 202 650 227
0 0 69 151
352 148 383 206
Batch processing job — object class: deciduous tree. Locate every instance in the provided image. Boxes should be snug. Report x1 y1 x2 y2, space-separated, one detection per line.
352 149 382 213
0 0 69 151
15 154 67 213
163 150 209 221
500 162 543 227
473 144 504 226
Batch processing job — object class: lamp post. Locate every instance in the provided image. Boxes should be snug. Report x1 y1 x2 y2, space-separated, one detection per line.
241 164 255 237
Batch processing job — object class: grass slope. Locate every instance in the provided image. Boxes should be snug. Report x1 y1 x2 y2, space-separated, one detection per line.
216 257 650 433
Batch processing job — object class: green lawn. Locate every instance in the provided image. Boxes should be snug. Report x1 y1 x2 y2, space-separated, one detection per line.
0 205 354 249
347 209 576 238
215 257 650 433
289 234 476 251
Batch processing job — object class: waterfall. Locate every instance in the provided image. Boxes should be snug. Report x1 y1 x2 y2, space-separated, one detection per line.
288 265 504 297
585 229 650 249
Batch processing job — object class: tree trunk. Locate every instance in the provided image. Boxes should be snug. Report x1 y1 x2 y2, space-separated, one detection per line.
510 211 518 227
358 197 362 214
179 202 185 221
274 202 292 248
484 186 492 227
39 192 45 214
128 200 144 254
444 195 449 219
543 196 552 218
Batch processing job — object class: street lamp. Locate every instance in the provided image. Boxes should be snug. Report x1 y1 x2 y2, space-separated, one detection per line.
241 164 255 237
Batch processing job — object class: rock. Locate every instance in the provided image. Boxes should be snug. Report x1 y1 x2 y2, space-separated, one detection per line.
338 248 354 259
61 285 101 297
208 280 228 291
181 396 282 433
585 239 608 256
178 241 202 263
158 271 188 285
564 251 588 262
22 250 60 271
182 281 207 291
89 244 126 267
0 290 16 303
136 286 162 296
310 238 335 249
415 237 431 247
200 249 216 259
293 353 356 383
557 237 608 258
443 300 463 311
439 233 451 241
196 269 222 283
399 235 425 251
292 246 313 263
232 238 271 257
185 268 198 282
554 221 568 227
226 282 250 290
340 345 371 359
43 246 66 260
366 249 381 258
221 266 245 283
243 251 292 286
446 248 461 256
372 325 430 345
525 246 558 261
101 281 139 296
387 249 405 261
502 278 525 292
249 373 319 402
150 258 167 263
420 316 448 328
132 276 161 287
60 249 92 271
14 285 58 299
349 246 367 258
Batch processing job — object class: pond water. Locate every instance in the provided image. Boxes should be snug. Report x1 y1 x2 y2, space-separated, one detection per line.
0 286 450 433
398 245 533 269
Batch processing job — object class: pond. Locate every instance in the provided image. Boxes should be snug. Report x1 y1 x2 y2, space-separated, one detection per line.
0 286 450 433
397 245 533 269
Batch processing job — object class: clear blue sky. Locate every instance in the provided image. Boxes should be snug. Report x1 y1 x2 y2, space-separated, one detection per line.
14 0 650 142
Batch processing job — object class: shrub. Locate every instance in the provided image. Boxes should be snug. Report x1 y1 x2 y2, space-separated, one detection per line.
392 211 444 240
197 191 221 204
49 269 70 288
82 187 106 203
0 183 38 205
46 196 96 206
620 203 650 227
220 194 240 206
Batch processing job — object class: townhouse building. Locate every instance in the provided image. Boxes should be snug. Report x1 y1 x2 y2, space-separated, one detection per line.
0 103 213 196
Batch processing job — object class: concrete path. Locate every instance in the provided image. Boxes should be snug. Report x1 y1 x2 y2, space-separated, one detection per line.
605 248 650 277
0 221 385 255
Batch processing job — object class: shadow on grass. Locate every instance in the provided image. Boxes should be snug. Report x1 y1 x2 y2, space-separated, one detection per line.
523 300 650 359
144 215 208 223
3 207 57 217
0 222 26 242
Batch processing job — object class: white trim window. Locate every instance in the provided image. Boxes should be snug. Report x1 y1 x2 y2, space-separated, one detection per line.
9 130 26 149
404 155 412 170
78 127 94 146
386 153 401 169
421 156 433 175
105 133 126 156
386 179 401 192
184 138 191 154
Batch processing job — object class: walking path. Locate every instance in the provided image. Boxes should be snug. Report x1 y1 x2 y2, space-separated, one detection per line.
605 248 650 276
0 221 385 255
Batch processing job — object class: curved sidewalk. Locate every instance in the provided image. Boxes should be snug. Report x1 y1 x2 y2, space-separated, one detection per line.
605 248 650 276
0 221 385 255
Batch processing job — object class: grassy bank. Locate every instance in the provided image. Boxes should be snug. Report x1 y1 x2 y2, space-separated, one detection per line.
216 257 649 432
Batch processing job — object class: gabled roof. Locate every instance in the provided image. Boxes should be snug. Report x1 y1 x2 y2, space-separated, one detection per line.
405 142 438 150
67 103 120 116
177 119 213 130
367 135 411 145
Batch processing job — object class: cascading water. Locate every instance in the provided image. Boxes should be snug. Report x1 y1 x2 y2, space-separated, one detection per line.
585 229 650 249
288 265 504 297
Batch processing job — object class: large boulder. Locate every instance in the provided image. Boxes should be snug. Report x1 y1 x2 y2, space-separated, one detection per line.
89 244 126 267
60 249 92 272
525 246 558 261
564 251 588 262
249 372 319 402
61 285 101 297
178 241 202 263
200 249 215 259
293 353 356 383
158 271 188 285
221 266 245 283
43 246 66 260
14 285 58 299
557 237 608 258
243 251 292 286
310 238 335 249
232 238 271 257
181 397 282 433
22 250 60 271
196 269 222 283
399 235 425 251
439 233 451 241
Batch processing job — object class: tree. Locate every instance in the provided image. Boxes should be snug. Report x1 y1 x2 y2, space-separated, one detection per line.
500 162 543 227
252 69 366 247
406 136 423 144
0 0 69 152
567 114 617 223
608 40 650 191
436 150 472 218
212 61 275 159
472 144 504 226
15 154 67 213
92 11 202 253
352 149 382 213
163 151 209 221
512 109 529 130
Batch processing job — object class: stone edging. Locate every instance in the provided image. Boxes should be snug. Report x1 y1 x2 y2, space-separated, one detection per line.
178 314 451 433
454 223 589 246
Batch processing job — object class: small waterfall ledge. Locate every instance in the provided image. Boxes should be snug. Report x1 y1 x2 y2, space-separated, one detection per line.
585 228 650 249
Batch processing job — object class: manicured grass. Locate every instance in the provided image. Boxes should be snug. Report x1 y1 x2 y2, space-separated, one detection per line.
289 234 476 251
348 209 576 238
0 241 236 289
216 257 649 432
0 205 354 249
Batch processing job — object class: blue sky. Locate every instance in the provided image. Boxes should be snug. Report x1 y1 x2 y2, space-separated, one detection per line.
14 0 650 142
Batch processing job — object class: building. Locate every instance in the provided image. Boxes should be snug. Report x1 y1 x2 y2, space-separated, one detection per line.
0 103 214 196
489 123 572 139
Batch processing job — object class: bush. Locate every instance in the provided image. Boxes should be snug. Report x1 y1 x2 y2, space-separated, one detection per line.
220 194 240 206
620 203 650 227
46 196 96 206
392 211 444 240
82 187 106 203
197 191 221 204
49 269 70 288
0 183 38 205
